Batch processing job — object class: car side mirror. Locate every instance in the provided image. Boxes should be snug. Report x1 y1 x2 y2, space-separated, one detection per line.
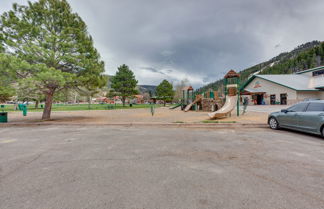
281 109 288 113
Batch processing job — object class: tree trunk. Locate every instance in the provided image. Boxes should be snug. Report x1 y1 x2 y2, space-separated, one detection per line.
35 100 39 109
122 96 126 106
88 95 91 110
14 102 18 111
42 90 55 120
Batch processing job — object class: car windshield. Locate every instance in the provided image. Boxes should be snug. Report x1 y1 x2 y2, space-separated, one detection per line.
287 103 308 112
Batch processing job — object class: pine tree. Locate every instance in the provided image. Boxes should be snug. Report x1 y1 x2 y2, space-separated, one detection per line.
0 0 105 119
111 65 138 106
156 80 174 106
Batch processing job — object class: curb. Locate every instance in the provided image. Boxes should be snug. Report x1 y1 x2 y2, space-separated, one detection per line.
0 122 268 129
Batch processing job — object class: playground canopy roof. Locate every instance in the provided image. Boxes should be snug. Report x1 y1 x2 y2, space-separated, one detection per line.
224 70 240 78
182 86 194 91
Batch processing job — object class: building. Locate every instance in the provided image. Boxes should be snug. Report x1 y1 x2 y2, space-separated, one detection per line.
241 66 324 105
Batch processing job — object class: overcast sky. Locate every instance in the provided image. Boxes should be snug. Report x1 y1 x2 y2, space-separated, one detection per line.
1 0 324 87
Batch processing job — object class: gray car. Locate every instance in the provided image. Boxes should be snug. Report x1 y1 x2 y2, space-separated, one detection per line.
268 100 324 137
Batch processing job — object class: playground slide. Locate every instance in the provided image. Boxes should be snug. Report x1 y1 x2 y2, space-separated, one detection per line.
169 103 182 109
208 96 237 119
184 98 202 112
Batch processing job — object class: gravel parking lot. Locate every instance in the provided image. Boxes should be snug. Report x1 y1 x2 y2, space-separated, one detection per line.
1 126 324 209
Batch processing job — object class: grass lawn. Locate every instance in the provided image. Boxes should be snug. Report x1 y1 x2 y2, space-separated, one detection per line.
0 103 163 112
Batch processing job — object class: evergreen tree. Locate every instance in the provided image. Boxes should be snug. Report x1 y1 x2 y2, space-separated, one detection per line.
111 64 138 106
0 54 16 102
156 80 174 106
17 79 45 108
0 0 105 119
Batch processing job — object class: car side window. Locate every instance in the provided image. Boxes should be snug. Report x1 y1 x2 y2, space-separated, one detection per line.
287 103 308 112
305 103 324 112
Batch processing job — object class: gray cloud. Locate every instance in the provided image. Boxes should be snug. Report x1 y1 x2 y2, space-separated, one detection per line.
1 0 324 87
140 67 168 75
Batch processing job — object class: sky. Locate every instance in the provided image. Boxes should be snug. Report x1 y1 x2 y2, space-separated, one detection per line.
1 0 324 88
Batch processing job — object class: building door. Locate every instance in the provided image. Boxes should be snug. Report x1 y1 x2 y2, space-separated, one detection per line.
256 94 264 105
280 94 287 105
270 95 276 105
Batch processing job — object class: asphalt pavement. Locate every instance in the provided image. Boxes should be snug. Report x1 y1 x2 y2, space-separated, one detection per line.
0 126 324 209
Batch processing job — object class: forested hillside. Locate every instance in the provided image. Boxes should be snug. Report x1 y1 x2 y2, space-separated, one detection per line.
196 41 324 94
138 85 157 95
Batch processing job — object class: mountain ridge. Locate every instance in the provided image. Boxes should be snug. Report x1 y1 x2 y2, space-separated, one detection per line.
196 40 324 94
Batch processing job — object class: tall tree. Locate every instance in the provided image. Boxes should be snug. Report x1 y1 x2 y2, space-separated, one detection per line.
0 54 16 103
0 83 15 103
106 89 117 99
111 64 138 106
17 79 45 108
77 87 100 109
156 79 174 106
0 0 105 119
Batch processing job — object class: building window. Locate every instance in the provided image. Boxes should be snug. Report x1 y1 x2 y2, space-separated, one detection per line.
280 94 287 105
312 69 324 76
270 95 276 105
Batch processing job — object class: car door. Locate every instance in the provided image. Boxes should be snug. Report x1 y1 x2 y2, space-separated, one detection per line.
298 102 324 133
279 103 308 129
278 112 296 128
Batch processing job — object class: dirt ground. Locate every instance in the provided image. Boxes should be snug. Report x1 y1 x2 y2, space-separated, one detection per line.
6 107 268 124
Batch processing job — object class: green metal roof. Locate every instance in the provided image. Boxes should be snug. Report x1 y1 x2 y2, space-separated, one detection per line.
240 74 320 92
296 66 324 74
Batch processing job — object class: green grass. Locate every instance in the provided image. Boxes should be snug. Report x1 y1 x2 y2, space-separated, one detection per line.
0 103 162 112
173 121 185 123
201 120 236 123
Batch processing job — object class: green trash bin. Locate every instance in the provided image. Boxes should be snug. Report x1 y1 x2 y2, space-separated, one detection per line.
22 105 27 116
0 112 8 123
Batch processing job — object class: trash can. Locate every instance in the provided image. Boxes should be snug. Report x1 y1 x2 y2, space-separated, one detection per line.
0 112 8 123
22 105 27 116
129 104 133 107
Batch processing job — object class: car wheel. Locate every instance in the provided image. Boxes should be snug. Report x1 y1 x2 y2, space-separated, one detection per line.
321 126 324 138
269 117 279 130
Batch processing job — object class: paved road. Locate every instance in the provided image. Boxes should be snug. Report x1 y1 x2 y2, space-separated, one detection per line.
0 126 324 209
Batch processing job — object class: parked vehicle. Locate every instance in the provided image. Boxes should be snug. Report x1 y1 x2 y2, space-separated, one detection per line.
268 100 324 137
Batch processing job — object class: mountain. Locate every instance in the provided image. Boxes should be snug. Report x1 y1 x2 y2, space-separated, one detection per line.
138 85 157 95
105 74 156 95
196 40 324 94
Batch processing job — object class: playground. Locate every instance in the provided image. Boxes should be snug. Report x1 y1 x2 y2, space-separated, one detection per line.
0 70 271 125
172 69 243 120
